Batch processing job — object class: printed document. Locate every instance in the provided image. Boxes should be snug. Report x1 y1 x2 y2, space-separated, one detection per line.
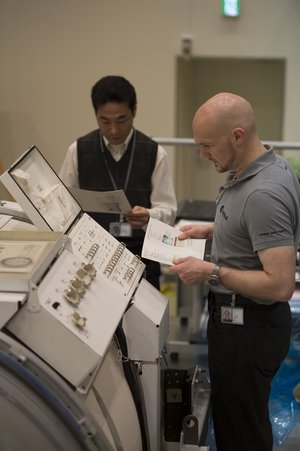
142 218 206 265
69 187 132 214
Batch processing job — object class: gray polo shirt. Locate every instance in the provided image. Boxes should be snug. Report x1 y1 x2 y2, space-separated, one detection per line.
211 147 300 297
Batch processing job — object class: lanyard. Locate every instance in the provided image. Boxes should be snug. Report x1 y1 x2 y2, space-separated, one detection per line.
99 129 136 192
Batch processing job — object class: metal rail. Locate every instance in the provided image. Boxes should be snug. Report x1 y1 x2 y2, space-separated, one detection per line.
153 137 300 150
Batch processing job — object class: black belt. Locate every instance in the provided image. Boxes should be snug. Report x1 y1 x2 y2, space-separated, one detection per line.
209 291 281 310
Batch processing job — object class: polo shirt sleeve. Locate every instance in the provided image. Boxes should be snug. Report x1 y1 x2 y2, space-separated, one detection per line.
243 188 296 252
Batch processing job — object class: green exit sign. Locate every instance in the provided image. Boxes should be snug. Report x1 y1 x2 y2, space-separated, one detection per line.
222 0 240 17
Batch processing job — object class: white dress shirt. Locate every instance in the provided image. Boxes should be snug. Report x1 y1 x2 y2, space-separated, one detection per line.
59 129 177 226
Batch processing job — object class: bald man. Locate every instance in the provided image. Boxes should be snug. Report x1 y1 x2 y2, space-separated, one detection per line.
170 93 300 451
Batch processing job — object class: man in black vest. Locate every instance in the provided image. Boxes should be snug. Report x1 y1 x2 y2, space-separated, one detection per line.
60 75 177 289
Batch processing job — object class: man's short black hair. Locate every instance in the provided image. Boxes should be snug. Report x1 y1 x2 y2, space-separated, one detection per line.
91 75 137 114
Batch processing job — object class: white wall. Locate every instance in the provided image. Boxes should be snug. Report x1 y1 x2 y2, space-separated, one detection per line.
1 0 300 184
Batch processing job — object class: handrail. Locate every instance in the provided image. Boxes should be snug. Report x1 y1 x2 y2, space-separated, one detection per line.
153 137 300 150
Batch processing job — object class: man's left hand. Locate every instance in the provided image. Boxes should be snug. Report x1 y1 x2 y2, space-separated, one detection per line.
169 256 212 285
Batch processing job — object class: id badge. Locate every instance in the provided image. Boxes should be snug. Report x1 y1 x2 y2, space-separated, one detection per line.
109 221 132 237
221 306 244 325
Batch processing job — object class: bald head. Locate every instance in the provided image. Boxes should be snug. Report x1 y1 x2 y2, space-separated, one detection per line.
193 92 256 140
192 93 264 174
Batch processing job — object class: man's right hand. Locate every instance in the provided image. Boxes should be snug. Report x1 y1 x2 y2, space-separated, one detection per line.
177 223 214 240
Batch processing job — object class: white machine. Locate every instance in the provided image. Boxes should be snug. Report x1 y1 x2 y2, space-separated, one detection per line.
0 145 210 450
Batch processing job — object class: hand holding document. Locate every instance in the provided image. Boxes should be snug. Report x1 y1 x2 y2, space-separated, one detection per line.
142 218 206 265
69 187 132 214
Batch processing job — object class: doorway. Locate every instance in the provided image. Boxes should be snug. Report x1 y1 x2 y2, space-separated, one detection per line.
175 56 285 201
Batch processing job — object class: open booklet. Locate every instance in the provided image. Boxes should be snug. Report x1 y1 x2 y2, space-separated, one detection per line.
142 218 206 266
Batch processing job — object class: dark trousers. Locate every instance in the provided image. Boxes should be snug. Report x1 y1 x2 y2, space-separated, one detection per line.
141 258 161 290
207 292 292 451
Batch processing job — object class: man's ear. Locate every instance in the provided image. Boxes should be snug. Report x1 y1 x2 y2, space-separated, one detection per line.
233 127 245 144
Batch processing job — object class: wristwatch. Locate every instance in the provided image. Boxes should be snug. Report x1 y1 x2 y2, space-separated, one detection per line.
208 264 221 286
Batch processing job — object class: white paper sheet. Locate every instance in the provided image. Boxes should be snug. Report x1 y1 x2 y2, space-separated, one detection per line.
69 187 132 214
142 218 206 265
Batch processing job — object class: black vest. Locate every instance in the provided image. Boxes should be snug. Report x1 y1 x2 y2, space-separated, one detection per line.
77 129 158 251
